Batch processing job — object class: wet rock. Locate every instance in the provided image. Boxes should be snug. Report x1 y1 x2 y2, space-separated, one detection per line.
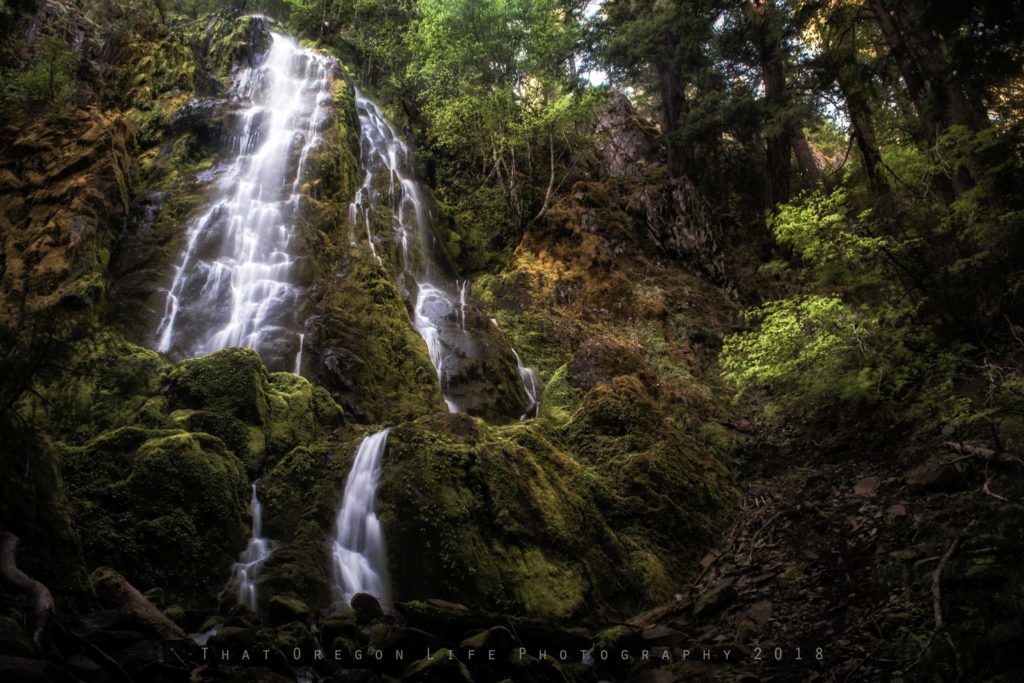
166 97 228 143
400 648 473 683
854 475 880 496
268 596 310 625
321 609 362 646
241 15 273 68
904 460 968 493
639 625 683 646
351 593 385 624
207 625 257 651
430 301 532 422
460 625 515 654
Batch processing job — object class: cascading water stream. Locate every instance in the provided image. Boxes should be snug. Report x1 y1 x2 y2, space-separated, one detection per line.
327 92 546 609
230 482 274 611
154 28 334 372
513 349 541 420
348 89 540 413
331 429 392 606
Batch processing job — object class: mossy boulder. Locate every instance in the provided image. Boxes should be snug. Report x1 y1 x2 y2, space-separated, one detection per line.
166 347 345 473
375 410 730 623
401 648 474 683
306 262 446 423
61 428 249 608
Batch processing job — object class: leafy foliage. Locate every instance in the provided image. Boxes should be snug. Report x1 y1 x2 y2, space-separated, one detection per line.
0 36 78 103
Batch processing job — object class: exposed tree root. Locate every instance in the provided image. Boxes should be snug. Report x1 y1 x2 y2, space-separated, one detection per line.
0 532 54 646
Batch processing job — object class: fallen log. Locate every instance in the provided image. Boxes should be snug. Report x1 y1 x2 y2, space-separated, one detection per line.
89 567 187 641
0 532 55 645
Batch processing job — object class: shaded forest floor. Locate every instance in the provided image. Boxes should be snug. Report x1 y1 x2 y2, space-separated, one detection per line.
620 419 1024 682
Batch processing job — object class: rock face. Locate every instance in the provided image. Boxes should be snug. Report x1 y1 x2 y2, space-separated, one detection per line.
0 108 131 326
377 407 737 622
593 94 659 180
0 107 133 596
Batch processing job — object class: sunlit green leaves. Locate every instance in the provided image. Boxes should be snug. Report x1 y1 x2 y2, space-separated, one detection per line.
770 188 887 272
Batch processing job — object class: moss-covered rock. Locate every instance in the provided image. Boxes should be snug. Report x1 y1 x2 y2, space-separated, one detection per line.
254 437 361 612
297 76 447 423
306 261 446 423
401 648 474 683
61 428 249 608
166 347 345 473
375 409 733 623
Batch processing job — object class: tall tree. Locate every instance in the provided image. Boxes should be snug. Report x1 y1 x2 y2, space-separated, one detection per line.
600 0 724 179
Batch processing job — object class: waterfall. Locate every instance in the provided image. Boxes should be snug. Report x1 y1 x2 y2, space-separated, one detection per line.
331 429 392 606
294 332 305 374
349 90 540 412
154 29 334 372
457 280 468 331
230 482 274 611
513 349 541 420
350 91 460 410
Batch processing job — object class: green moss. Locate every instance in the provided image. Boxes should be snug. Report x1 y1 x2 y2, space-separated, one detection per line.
539 364 579 426
307 259 447 423
564 376 661 456
254 435 367 611
376 413 690 622
16 331 172 444
508 548 588 621
62 428 248 608
164 349 345 474
265 372 344 460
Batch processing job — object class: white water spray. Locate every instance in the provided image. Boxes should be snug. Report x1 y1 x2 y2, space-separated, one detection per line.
349 90 540 413
513 349 541 420
154 28 333 371
331 429 392 606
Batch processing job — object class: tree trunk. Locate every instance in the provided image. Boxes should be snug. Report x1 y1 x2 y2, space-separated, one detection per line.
746 0 792 208
656 59 690 178
791 130 823 188
868 0 989 142
836 73 887 197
